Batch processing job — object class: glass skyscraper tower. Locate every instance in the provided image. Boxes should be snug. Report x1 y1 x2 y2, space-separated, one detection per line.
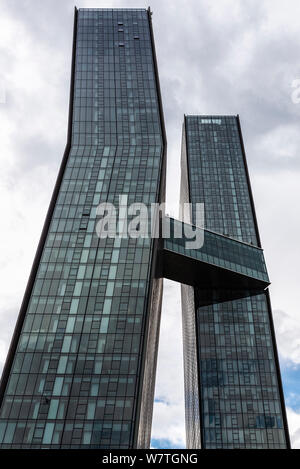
0 8 166 448
0 8 290 450
180 115 290 448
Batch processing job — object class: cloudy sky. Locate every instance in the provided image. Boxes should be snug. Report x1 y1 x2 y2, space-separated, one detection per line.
0 0 300 449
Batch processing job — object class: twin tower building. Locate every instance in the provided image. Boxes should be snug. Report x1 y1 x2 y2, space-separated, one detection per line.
0 8 290 449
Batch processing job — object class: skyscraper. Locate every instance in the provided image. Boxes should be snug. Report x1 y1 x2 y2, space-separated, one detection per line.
180 115 290 448
0 7 166 448
0 8 290 450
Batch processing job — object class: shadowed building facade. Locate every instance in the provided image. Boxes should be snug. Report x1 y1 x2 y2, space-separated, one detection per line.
0 8 166 448
180 115 290 448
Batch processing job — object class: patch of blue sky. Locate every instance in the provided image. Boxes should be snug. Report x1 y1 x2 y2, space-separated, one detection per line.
151 438 184 449
281 363 300 412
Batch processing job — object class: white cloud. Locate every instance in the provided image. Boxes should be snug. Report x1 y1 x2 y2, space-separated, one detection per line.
287 407 300 449
151 281 185 447
151 400 185 448
273 310 300 365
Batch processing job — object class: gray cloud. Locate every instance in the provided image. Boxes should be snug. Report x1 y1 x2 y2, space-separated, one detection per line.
0 307 19 375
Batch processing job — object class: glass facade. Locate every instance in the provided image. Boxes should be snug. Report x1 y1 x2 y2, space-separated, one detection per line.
0 8 165 449
164 217 269 285
181 115 290 448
